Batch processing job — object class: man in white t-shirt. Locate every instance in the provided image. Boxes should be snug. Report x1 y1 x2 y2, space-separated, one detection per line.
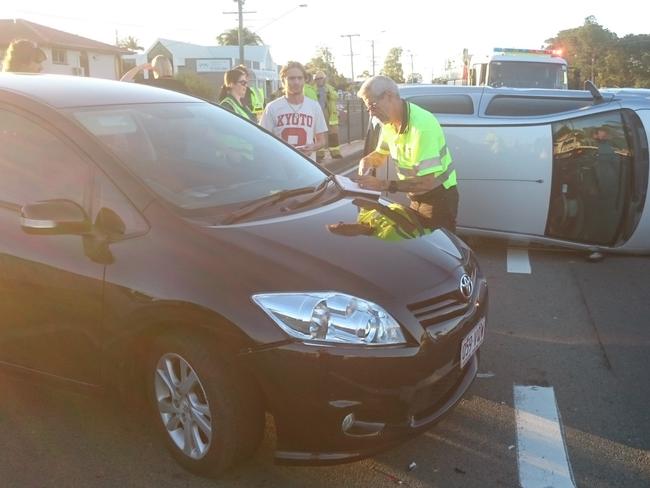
261 61 327 160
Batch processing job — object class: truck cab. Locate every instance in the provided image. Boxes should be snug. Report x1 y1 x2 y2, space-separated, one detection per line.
468 47 568 89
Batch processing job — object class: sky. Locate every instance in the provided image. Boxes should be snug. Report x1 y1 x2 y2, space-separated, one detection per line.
3 1 648 80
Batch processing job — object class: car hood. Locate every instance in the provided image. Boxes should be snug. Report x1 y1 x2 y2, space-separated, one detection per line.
202 196 469 306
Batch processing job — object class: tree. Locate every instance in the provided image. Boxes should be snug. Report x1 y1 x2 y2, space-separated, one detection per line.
546 17 650 88
118 36 144 51
406 73 422 84
380 47 404 83
176 71 218 101
217 27 263 46
545 16 618 88
305 47 346 88
616 34 650 87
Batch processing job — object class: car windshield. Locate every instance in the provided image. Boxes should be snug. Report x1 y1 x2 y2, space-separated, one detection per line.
70 102 326 213
489 61 567 89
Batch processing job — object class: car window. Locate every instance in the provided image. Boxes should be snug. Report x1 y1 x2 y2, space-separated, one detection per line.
408 94 474 115
92 171 149 237
485 96 594 116
0 109 90 208
547 111 632 244
72 103 326 213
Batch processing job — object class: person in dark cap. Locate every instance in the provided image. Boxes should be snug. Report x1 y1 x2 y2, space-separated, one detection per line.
2 39 47 73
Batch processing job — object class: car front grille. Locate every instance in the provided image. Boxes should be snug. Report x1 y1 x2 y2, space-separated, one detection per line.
407 267 477 328
407 291 469 328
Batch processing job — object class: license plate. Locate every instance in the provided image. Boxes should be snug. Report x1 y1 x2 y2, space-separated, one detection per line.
460 317 485 369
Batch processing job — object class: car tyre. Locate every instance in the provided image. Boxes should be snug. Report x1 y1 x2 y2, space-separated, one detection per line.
148 334 263 477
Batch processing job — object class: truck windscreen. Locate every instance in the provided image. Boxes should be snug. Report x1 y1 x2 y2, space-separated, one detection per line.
489 61 567 89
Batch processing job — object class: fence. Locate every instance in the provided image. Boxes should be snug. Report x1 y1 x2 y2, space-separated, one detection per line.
337 96 369 144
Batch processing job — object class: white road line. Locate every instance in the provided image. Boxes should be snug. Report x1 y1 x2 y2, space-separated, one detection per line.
514 385 576 488
507 247 532 274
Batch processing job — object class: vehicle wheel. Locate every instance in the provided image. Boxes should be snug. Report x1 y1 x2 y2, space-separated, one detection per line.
148 334 264 477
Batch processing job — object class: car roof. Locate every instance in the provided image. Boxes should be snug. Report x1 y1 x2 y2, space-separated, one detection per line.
0 73 198 108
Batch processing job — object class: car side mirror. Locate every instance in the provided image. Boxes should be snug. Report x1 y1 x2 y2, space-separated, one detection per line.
94 207 126 239
21 199 91 235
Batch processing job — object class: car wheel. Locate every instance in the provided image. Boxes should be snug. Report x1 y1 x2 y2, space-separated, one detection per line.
148 334 263 477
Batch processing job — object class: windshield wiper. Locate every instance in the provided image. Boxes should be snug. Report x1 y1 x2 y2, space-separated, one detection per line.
284 174 336 211
221 179 329 225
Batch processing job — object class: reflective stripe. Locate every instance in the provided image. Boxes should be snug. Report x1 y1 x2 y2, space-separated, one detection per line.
416 157 442 174
397 162 456 185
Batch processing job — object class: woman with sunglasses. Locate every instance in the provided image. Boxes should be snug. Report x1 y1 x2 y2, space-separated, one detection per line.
218 68 256 123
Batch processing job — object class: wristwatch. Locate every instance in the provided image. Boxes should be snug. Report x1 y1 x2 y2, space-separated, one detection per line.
388 180 399 193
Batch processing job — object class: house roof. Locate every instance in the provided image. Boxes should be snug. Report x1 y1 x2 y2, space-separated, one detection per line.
152 38 274 67
0 19 128 55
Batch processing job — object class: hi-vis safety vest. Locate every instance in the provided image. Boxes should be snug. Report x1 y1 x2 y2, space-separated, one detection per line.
249 86 265 115
305 82 339 125
376 102 456 189
220 95 255 122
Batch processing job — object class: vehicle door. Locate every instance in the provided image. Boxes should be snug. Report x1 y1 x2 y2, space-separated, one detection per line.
0 105 104 384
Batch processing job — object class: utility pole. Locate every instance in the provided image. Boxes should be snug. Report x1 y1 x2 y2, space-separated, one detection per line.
223 0 256 67
341 33 359 81
369 31 385 76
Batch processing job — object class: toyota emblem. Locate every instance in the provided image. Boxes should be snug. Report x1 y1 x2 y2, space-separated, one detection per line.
459 274 473 300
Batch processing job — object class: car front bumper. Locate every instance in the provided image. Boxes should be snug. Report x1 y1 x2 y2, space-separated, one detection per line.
246 279 487 465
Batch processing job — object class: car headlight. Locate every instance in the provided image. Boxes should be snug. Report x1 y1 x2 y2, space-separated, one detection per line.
252 292 406 345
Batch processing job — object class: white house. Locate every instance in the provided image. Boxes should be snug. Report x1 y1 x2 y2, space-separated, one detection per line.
0 19 129 79
141 38 281 96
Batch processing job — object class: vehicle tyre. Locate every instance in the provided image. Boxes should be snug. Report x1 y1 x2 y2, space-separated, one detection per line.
147 334 264 477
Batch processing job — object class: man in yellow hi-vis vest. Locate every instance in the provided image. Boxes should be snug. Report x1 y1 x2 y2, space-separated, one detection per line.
306 70 341 162
355 75 459 233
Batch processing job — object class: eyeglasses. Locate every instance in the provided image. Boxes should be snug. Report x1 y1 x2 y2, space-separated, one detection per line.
364 92 386 111
237 80 248 86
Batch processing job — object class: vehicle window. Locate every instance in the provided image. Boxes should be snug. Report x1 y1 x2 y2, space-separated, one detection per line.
488 61 566 89
92 171 149 237
547 111 632 245
72 103 326 213
408 95 474 115
0 109 90 208
485 96 593 116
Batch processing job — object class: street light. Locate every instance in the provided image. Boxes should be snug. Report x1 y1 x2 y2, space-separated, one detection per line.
254 4 308 33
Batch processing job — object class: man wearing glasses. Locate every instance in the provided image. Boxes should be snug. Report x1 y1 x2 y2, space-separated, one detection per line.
355 76 459 233
261 61 327 160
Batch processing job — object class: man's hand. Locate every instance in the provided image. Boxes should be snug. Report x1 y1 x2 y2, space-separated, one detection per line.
296 143 318 155
355 175 388 191
358 151 385 175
